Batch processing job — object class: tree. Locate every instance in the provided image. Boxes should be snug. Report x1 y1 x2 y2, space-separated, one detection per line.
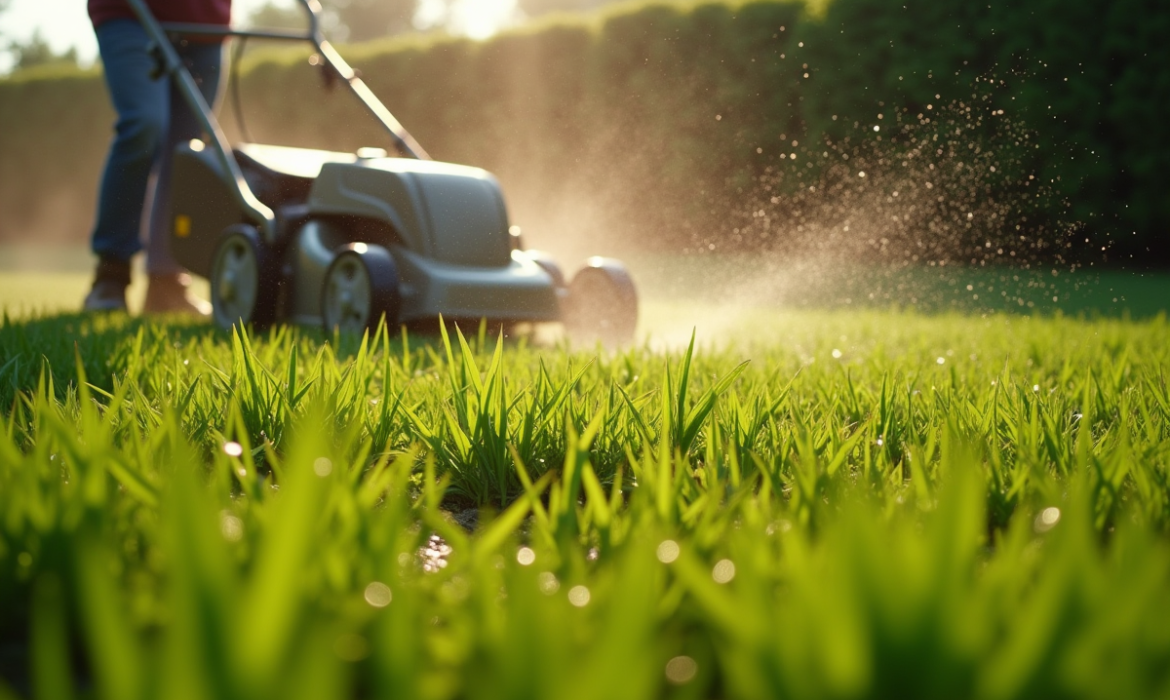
247 1 419 43
246 2 308 31
7 30 79 72
517 0 620 18
323 0 418 43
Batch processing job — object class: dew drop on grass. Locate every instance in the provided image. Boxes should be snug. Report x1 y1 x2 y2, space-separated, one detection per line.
1034 507 1061 533
538 571 560 595
832 348 843 359
220 512 243 542
665 656 698 685
656 540 680 563
314 457 333 477
364 581 392 608
223 441 243 457
568 585 591 607
516 547 536 566
712 559 736 584
937 357 946 365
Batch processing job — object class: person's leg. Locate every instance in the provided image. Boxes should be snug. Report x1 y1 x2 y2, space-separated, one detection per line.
85 19 169 311
141 40 225 315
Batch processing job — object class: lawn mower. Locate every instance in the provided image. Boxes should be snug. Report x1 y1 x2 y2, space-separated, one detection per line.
127 0 637 343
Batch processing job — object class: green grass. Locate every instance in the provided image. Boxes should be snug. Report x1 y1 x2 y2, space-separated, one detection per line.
1 295 1169 698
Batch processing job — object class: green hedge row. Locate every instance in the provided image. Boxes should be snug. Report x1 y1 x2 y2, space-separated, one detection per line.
800 0 1170 263
0 0 1165 264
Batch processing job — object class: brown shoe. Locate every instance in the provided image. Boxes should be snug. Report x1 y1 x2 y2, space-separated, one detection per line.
143 273 212 317
83 257 131 312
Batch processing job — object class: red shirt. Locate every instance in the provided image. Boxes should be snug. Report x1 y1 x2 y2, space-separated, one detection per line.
88 0 232 28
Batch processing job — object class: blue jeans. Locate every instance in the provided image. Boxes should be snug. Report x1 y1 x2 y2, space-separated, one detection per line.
91 19 224 275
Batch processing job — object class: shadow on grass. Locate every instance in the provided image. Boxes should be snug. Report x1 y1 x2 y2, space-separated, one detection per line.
0 311 540 404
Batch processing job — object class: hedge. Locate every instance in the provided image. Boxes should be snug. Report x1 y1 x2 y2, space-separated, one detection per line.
0 0 1165 265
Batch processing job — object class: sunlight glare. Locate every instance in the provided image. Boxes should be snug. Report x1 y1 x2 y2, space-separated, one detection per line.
421 0 518 40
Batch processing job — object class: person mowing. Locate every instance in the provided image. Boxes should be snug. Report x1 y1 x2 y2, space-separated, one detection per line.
84 0 232 314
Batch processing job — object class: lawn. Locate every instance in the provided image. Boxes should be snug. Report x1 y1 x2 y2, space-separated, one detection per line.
1 266 1169 699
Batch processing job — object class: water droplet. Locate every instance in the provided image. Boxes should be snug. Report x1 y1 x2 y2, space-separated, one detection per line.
517 547 536 566
831 348 843 359
314 457 333 477
220 512 244 542
568 585 591 607
1034 507 1061 533
712 559 736 584
223 441 243 457
937 357 945 365
538 571 560 595
656 540 680 564
364 581 392 607
665 656 698 684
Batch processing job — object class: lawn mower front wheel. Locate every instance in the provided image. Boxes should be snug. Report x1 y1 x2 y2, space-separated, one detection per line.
563 257 638 346
321 243 400 334
209 225 278 329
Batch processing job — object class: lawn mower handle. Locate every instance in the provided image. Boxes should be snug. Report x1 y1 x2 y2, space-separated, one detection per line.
121 0 432 243
155 0 431 162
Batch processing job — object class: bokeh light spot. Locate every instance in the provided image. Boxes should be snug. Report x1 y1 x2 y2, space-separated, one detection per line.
656 540 680 563
665 656 698 684
364 581 392 608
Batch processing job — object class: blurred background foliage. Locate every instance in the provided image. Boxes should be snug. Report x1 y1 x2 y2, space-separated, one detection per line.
0 0 1165 264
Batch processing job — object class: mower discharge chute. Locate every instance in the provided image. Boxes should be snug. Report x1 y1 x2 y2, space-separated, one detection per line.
128 0 637 344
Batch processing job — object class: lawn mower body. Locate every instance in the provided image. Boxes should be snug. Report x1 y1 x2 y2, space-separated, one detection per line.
128 0 637 341
171 142 561 328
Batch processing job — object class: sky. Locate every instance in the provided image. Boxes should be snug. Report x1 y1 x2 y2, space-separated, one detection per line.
0 0 519 73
